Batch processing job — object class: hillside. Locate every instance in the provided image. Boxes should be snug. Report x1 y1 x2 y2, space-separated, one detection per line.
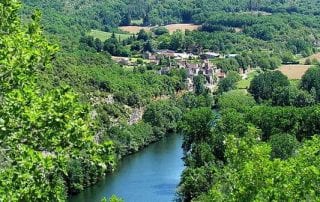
22 0 320 35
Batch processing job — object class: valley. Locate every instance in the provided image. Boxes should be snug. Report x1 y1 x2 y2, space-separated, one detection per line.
2 0 320 201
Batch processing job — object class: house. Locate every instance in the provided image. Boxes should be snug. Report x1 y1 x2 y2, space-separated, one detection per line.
143 52 153 59
177 60 187 69
155 49 175 59
204 68 214 76
201 52 220 59
159 67 171 75
186 68 194 77
202 59 215 69
186 62 199 69
111 56 130 65
149 59 159 65
215 69 226 79
186 78 194 91
217 72 226 79
204 75 214 85
238 68 244 74
225 54 239 58
174 52 196 60
143 52 158 63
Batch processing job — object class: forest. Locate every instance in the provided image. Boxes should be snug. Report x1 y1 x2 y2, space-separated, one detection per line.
1 0 320 201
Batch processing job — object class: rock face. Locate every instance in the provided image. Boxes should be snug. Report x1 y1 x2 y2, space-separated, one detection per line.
128 107 145 125
104 95 115 104
89 93 145 125
90 94 115 106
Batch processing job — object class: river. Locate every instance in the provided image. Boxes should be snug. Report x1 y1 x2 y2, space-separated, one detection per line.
69 134 184 202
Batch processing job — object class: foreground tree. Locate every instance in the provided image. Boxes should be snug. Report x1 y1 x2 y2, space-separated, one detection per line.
0 1 114 200
197 128 320 201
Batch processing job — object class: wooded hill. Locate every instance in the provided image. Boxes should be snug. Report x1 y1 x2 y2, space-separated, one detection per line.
22 0 320 34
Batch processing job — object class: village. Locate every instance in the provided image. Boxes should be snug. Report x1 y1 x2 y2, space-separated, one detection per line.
112 49 250 92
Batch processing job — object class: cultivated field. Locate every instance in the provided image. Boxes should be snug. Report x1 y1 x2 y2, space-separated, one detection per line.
119 24 201 34
165 24 200 33
278 65 311 80
89 30 132 41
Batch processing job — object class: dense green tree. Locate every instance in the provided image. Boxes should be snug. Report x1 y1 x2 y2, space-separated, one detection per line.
216 108 248 137
181 8 193 23
152 27 169 35
111 122 154 156
235 55 251 69
301 67 320 101
287 39 313 55
95 38 103 52
249 71 290 101
137 29 149 41
180 108 215 152
120 13 131 26
169 31 184 50
179 166 215 201
244 23 275 40
143 40 153 52
80 36 95 49
293 89 316 107
143 14 150 26
280 51 297 64
218 90 256 112
272 86 315 107
103 36 130 56
182 93 213 109
217 59 240 73
143 100 183 137
269 133 299 160
218 72 241 93
193 75 206 95
103 36 119 55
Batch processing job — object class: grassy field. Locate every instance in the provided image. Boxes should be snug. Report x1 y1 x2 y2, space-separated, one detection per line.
118 26 152 34
237 70 258 89
89 30 132 41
